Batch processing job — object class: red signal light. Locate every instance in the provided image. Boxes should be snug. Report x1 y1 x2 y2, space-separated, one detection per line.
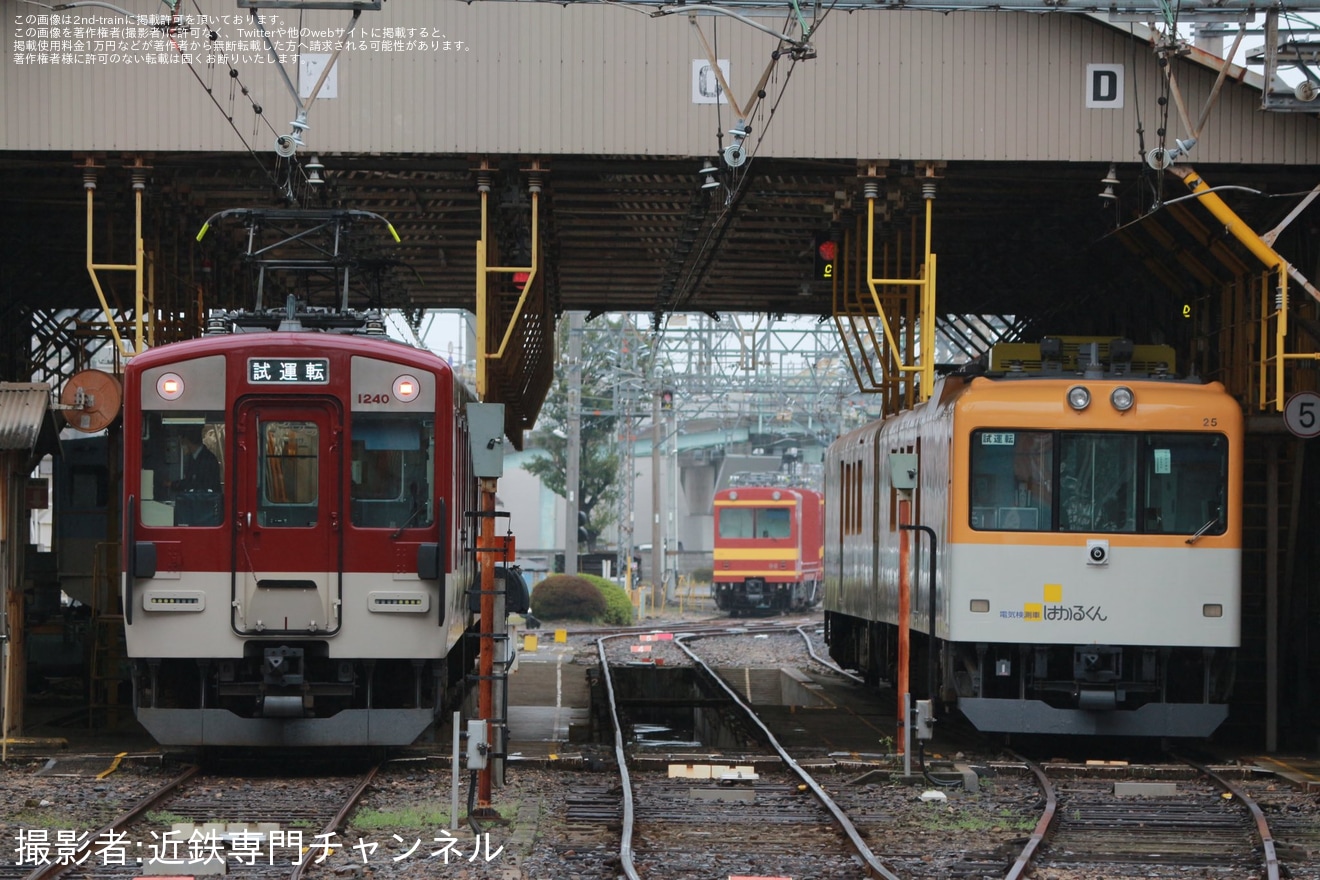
813 231 837 280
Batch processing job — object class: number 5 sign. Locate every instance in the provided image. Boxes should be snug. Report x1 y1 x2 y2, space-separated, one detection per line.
1284 391 1320 438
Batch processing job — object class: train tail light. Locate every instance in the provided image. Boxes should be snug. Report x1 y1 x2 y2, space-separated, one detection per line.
393 374 420 401
156 372 185 401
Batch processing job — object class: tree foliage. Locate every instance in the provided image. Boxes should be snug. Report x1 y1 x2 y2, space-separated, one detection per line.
522 316 645 549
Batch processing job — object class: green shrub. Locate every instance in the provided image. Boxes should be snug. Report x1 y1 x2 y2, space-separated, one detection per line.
689 566 713 584
581 574 635 625
530 574 606 621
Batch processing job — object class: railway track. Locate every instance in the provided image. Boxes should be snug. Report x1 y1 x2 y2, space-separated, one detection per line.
589 625 1306 880
1012 753 1283 880
1230 768 1320 879
594 630 896 878
21 762 381 880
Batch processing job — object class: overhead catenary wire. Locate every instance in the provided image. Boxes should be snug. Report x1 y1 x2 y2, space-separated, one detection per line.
667 46 802 317
660 0 842 323
183 0 283 187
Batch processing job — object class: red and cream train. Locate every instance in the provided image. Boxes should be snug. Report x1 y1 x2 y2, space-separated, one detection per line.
121 307 481 747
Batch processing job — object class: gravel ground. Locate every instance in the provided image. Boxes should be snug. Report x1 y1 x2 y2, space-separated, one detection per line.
313 612 1037 880
316 753 1047 879
5 611 1313 880
0 754 179 878
579 612 833 670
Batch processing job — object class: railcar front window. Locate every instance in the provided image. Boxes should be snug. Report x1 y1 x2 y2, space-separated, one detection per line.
969 431 1052 531
718 507 792 539
1059 434 1137 533
349 414 436 529
258 420 318 527
1141 433 1228 535
138 411 225 528
759 508 791 538
718 508 753 538
971 429 1215 535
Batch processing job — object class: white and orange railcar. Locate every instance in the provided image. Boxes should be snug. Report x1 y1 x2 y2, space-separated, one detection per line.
824 340 1242 737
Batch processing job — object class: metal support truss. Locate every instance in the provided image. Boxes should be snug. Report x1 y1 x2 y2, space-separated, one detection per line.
474 159 555 447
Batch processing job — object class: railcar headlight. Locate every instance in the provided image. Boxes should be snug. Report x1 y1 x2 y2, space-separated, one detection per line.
772 491 782 500
392 374 420 401
1067 385 1091 411
1110 386 1135 411
156 372 184 401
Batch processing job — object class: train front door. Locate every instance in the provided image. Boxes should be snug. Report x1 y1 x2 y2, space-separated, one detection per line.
233 399 342 635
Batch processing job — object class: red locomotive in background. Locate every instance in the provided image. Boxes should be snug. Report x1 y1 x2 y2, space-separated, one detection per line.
712 475 824 616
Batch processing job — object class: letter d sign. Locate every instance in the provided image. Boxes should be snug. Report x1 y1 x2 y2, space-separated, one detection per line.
1086 63 1124 109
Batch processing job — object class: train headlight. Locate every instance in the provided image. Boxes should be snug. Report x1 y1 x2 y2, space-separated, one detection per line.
392 374 420 402
1066 385 1091 411
1110 386 1135 411
156 372 185 401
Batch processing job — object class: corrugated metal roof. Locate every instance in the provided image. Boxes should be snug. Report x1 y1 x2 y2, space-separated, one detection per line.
0 384 52 452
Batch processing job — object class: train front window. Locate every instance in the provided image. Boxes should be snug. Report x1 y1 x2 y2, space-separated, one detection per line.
1059 433 1138 532
718 506 791 539
758 508 791 538
1142 433 1228 535
138 411 225 528
718 508 753 538
969 431 1052 531
349 414 435 529
971 429 1225 535
258 420 319 527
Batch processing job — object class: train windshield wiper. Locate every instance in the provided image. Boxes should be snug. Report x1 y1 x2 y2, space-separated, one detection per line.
390 505 425 539
1184 517 1221 545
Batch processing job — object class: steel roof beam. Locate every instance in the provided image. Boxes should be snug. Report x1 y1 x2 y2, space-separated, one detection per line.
465 0 1320 12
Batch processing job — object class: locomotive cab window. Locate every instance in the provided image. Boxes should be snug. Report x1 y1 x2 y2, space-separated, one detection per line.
138 411 225 528
349 414 436 530
718 506 791 539
970 428 1229 535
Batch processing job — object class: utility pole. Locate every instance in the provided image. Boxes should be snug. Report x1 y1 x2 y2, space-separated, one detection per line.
651 386 663 604
564 312 582 575
465 403 509 815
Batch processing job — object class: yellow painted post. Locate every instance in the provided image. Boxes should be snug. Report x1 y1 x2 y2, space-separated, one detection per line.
554 629 567 644
523 634 538 652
